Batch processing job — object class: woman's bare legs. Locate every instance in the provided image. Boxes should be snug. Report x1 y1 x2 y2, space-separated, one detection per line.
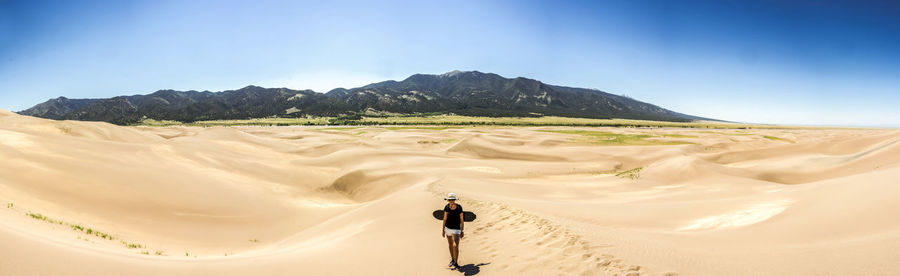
446 234 454 262
446 233 460 264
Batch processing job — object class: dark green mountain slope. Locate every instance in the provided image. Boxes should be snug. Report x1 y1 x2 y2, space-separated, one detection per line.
19 71 708 124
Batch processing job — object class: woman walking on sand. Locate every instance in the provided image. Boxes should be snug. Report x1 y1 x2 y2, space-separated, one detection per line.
442 192 464 270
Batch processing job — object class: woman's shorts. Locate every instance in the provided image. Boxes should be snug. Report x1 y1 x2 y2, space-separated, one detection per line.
444 227 462 236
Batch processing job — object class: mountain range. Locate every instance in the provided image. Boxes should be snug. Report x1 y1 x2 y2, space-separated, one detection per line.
18 70 708 124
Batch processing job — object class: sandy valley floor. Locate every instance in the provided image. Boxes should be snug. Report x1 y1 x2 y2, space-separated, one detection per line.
1 108 899 275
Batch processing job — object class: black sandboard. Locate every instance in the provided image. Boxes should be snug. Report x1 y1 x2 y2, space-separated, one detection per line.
433 210 476 222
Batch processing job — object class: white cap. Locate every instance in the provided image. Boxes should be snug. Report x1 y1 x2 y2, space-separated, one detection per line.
444 193 458 200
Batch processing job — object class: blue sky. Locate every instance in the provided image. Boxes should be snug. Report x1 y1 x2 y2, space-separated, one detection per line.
1 0 898 126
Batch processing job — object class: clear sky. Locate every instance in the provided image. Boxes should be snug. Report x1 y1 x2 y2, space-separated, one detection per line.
1 0 898 126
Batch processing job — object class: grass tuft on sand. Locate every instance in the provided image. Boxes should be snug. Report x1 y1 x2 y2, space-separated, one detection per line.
122 241 144 249
763 135 796 143
616 167 644 180
20 206 162 254
27 212 63 224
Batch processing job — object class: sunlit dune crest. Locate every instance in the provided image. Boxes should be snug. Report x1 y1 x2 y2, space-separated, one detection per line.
677 200 792 231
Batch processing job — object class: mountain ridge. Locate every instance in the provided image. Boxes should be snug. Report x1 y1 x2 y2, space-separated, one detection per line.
19 71 710 124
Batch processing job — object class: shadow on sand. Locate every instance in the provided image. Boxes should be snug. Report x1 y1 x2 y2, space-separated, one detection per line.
455 262 491 276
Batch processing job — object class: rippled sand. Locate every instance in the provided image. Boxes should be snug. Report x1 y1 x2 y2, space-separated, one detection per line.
1 108 899 275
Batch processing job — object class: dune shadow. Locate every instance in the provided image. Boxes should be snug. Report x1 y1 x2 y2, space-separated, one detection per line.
456 262 490 276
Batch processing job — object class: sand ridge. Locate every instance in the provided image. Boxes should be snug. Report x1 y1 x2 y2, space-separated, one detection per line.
2 109 900 275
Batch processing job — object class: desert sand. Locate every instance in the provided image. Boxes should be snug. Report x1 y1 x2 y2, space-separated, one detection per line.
1 108 899 275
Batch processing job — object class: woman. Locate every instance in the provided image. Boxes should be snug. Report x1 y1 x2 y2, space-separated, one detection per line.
441 192 464 269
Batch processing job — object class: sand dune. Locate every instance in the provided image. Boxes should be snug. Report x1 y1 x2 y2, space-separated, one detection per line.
2 109 899 275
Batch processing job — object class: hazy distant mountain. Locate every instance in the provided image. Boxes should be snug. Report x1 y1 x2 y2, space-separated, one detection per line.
18 97 97 120
20 87 351 125
19 71 707 124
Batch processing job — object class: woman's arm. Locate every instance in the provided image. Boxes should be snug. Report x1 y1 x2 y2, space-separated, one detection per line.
441 212 448 237
459 213 465 238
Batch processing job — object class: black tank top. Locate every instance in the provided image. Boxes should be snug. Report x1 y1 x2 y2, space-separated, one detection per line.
443 203 463 230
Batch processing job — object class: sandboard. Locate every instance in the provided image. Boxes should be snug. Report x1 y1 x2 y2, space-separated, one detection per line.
433 209 476 222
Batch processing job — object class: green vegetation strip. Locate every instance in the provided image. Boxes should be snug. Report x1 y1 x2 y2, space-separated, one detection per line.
538 130 693 146
417 139 457 144
313 127 361 131
137 114 832 129
763 135 796 143
659 134 698 138
141 117 331 127
693 130 754 136
383 126 462 130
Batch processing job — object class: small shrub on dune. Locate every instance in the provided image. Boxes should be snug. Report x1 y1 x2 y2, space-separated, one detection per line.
615 167 643 180
122 241 144 249
70 224 84 231
27 212 47 221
